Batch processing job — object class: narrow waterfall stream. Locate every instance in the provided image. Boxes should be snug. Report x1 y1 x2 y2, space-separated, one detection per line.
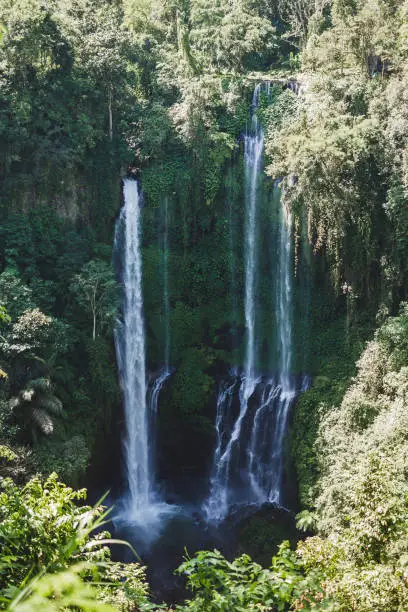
227 169 239 348
246 194 297 504
147 196 172 478
203 84 264 521
203 85 306 523
163 196 171 371
243 83 263 383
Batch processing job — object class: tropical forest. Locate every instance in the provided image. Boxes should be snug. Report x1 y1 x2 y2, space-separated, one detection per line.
1 0 408 609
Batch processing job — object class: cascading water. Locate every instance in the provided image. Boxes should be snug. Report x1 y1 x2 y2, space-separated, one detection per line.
246 193 297 504
277 202 293 391
203 85 306 523
211 86 263 494
115 180 172 531
162 196 171 371
147 196 172 466
111 89 309 593
114 179 151 519
244 83 263 383
203 86 264 522
203 377 238 521
227 169 239 348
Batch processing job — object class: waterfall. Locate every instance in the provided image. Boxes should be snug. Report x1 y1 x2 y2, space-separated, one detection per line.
277 202 293 390
147 368 171 480
114 179 151 518
227 169 239 350
202 377 237 522
244 83 263 382
163 196 171 371
204 86 264 521
203 85 306 523
248 194 297 504
114 180 174 534
208 85 264 493
147 196 172 476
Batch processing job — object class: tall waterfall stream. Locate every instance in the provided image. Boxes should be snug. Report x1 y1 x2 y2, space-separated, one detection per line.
114 179 172 534
114 179 150 517
203 85 307 523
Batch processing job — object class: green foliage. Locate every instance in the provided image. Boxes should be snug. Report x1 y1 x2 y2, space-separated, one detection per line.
0 208 117 484
188 0 277 72
293 304 408 610
70 260 119 341
142 159 190 207
291 295 370 508
0 474 154 610
0 270 35 320
10 377 64 440
8 564 115 612
33 436 90 488
0 0 140 205
268 98 386 288
236 507 301 568
176 542 323 611
171 303 201 356
0 0 322 498
261 85 300 146
0 306 10 325
86 337 119 402
3 2 408 610
6 308 68 360
0 258 105 484
0 443 34 483
1 305 70 396
295 510 317 533
95 562 153 610
171 348 214 423
261 0 408 299
0 474 93 591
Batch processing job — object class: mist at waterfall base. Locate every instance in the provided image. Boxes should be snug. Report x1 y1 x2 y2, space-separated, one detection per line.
109 85 309 602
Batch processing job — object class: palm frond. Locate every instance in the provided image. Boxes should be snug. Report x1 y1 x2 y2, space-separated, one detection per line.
9 396 21 410
27 378 52 393
8 564 115 612
37 394 64 417
20 389 35 403
31 408 53 436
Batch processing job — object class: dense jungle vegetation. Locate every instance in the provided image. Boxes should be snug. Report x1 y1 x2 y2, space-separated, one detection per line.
1 0 408 609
